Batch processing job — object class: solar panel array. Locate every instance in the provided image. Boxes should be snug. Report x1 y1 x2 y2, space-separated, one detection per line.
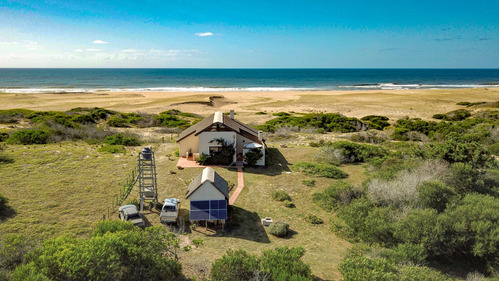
190 200 227 221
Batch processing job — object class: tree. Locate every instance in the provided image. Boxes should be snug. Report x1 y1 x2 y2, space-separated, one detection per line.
244 148 263 166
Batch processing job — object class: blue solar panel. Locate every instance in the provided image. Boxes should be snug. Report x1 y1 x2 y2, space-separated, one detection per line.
190 210 209 220
190 200 227 221
191 201 209 211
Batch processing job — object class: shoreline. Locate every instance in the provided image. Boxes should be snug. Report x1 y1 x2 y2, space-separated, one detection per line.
0 87 498 122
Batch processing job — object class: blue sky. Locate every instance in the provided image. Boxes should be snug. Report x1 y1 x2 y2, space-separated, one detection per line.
0 0 498 68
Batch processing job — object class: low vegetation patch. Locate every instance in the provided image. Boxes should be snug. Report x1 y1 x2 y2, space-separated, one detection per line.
210 247 312 281
360 115 390 130
268 221 290 237
98 144 126 154
271 190 291 202
302 179 315 186
305 214 323 225
432 109 471 121
293 162 348 179
6 129 51 145
457 101 487 107
103 133 141 146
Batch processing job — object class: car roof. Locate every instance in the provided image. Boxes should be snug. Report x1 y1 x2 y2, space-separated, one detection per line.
119 205 139 215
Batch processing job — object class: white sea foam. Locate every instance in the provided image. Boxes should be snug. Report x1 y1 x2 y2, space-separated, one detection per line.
0 84 496 93
0 86 318 93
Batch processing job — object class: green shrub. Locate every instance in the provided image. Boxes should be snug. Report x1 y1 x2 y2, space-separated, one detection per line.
255 111 267 115
283 200 295 208
326 141 389 164
125 198 140 209
104 133 141 146
98 145 126 154
92 220 136 236
192 239 203 246
107 113 143 127
259 247 312 280
340 255 398 281
243 148 263 166
211 247 312 281
398 265 453 281
302 179 315 186
313 181 360 211
271 190 291 202
210 249 259 281
258 113 367 133
0 193 8 213
385 243 427 265
361 115 390 130
417 181 456 212
7 129 51 144
432 113 446 120
155 111 189 128
268 221 289 237
305 214 323 225
0 132 9 142
196 138 235 165
293 162 348 179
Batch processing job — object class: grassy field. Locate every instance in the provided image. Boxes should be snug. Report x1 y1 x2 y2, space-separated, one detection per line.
0 139 364 280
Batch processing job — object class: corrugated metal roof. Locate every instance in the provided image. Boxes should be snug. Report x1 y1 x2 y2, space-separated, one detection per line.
186 167 229 199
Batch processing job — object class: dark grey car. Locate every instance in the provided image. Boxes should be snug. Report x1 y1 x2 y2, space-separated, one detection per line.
118 205 145 228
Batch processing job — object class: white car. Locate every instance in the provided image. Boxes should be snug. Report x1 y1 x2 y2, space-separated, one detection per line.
160 198 180 224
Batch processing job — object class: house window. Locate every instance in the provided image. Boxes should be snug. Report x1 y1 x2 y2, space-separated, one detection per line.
209 146 222 155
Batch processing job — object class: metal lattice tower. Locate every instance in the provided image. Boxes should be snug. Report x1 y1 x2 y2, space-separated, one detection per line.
138 147 158 212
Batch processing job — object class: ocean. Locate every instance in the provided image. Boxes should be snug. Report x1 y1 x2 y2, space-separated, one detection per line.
0 68 497 93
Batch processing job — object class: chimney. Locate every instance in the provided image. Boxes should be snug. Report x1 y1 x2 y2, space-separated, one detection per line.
258 130 263 141
230 110 235 119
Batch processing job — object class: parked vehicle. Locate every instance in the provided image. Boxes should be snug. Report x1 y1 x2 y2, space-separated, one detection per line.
118 204 145 228
160 198 180 224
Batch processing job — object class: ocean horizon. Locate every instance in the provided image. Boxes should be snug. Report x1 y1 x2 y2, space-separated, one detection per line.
0 68 497 93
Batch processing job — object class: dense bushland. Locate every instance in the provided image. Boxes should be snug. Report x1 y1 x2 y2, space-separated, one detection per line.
313 109 499 278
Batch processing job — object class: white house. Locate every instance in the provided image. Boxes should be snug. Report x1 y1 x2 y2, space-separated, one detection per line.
186 167 229 223
177 110 265 166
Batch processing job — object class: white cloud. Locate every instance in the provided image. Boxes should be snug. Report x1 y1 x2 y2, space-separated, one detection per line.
121 49 138 53
92 40 108 44
195 32 214 37
74 49 84 52
85 48 101 52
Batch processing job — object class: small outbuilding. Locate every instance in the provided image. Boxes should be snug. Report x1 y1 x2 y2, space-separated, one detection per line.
186 167 229 224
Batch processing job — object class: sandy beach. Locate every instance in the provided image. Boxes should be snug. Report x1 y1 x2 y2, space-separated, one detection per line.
1 88 497 122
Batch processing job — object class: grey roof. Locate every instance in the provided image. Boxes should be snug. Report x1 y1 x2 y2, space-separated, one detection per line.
186 167 229 199
177 111 261 143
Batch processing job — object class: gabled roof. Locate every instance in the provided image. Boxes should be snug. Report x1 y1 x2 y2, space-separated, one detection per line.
186 167 229 199
177 111 262 144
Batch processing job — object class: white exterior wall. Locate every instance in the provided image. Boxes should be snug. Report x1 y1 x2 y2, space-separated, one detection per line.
243 147 266 166
199 131 237 161
235 135 256 155
178 133 199 157
189 181 226 201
